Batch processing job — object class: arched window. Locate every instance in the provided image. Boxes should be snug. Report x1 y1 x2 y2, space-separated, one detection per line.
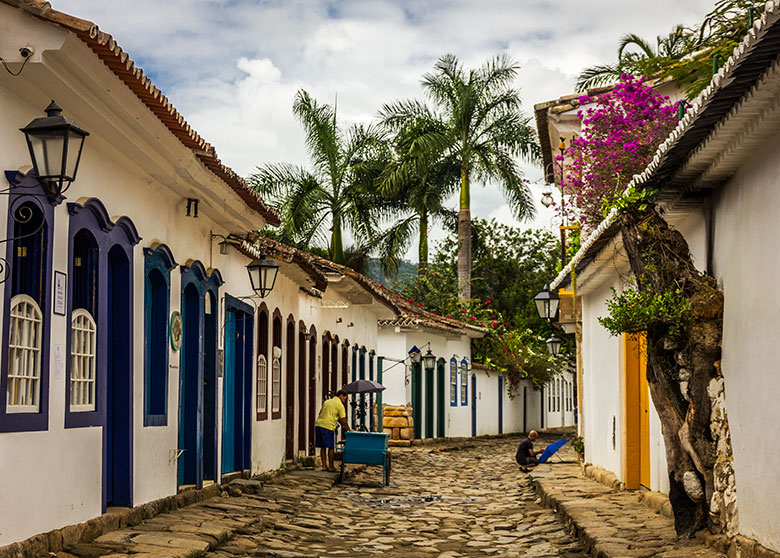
256 305 269 420
1 189 53 431
7 294 43 412
70 308 97 412
271 312 282 419
257 355 268 416
271 351 281 416
460 360 468 405
449 359 457 406
69 229 99 414
143 245 176 426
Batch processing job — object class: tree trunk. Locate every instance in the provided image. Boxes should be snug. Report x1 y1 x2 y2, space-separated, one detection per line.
331 216 344 265
418 211 428 274
618 207 738 537
457 168 471 301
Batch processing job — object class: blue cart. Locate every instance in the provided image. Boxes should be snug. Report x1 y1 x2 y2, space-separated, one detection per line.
339 432 392 486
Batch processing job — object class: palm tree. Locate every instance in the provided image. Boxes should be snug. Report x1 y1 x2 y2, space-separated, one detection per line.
375 113 459 276
576 26 691 92
247 90 387 265
380 54 540 300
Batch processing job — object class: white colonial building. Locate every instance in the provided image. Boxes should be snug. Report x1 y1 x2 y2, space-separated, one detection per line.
0 0 543 549
537 3 780 554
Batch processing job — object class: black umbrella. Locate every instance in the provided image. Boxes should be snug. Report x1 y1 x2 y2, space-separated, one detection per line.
343 379 386 394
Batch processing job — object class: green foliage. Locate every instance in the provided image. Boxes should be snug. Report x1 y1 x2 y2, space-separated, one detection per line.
577 0 766 97
248 90 390 266
395 220 566 389
604 186 659 217
598 287 693 338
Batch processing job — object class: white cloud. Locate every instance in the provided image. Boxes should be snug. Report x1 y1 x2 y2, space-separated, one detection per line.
51 0 718 259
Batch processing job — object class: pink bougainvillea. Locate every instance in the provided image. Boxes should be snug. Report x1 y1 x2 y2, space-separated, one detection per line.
558 74 679 228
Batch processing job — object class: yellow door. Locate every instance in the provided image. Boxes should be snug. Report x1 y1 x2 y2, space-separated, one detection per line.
638 337 651 488
624 333 651 490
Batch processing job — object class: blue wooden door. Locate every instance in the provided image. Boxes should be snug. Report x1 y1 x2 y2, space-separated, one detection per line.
222 311 237 473
178 284 202 487
222 299 254 474
471 374 477 437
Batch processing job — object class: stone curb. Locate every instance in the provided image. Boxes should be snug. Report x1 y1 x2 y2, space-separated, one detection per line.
532 464 780 558
581 462 674 519
0 463 297 558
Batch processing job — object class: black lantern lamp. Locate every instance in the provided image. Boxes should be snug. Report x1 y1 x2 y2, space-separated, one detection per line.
423 348 436 372
408 345 422 365
534 283 560 321
20 101 89 197
246 254 279 298
545 335 563 356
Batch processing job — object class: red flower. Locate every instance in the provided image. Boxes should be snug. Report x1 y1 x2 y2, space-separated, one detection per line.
486 299 491 304
469 316 476 321
461 309 467 313
491 321 497 327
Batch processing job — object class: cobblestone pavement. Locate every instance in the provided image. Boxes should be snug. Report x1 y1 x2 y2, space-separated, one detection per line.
218 436 587 558
51 434 725 558
53 435 584 558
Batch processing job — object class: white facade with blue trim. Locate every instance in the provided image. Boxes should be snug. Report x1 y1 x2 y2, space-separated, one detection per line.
0 1 543 548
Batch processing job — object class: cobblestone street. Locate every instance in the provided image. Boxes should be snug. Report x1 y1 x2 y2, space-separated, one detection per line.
219 436 585 558
49 435 725 558
53 435 583 558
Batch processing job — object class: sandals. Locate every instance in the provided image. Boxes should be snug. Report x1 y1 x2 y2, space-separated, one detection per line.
520 466 530 474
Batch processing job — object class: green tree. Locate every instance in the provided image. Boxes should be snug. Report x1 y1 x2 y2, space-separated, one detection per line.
576 0 765 97
576 26 692 91
248 90 388 265
380 54 540 301
395 220 565 388
375 113 459 275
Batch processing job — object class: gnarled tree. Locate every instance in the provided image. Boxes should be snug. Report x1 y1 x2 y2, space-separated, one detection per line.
601 200 737 536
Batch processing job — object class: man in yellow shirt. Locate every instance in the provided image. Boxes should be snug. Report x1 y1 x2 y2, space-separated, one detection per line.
314 390 352 471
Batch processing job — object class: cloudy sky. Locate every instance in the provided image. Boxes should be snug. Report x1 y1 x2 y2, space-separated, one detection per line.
55 0 715 259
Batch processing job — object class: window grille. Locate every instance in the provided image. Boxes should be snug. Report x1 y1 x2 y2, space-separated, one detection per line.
70 308 97 412
257 354 268 414
271 355 281 414
449 361 457 404
6 294 42 413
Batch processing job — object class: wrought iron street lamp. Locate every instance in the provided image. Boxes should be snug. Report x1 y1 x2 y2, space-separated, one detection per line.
246 254 279 298
545 335 563 356
540 184 554 208
20 101 89 197
534 284 560 321
423 348 436 372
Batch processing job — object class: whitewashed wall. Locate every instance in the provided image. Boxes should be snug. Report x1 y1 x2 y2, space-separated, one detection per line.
711 135 780 553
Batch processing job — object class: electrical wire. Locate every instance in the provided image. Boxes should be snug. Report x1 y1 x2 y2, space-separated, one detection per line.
0 54 31 77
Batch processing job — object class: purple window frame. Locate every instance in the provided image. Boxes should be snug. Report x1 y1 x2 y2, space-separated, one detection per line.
64 198 140 429
0 171 58 432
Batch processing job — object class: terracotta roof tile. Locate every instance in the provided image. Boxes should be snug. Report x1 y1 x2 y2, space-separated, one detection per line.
240 234 485 337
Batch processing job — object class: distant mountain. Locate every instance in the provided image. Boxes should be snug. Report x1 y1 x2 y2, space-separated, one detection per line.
365 258 418 288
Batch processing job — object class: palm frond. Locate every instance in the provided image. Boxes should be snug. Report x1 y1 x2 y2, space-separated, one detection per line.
374 215 419 277
575 64 621 92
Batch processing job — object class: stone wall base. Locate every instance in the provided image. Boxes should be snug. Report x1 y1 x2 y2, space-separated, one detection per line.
578 462 780 558
697 532 780 558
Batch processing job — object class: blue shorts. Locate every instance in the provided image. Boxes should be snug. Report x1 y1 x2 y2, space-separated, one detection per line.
315 426 335 449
